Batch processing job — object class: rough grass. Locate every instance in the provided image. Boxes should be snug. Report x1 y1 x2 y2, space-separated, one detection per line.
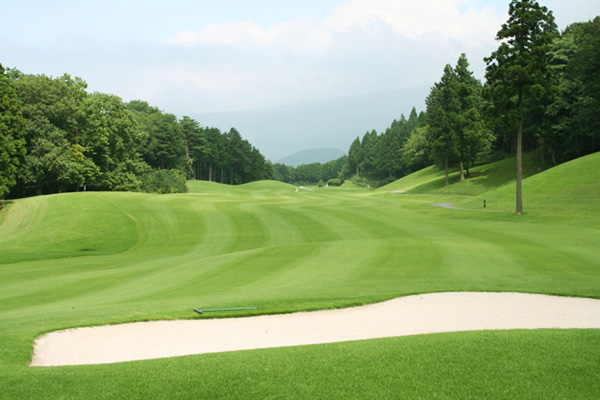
1 153 600 398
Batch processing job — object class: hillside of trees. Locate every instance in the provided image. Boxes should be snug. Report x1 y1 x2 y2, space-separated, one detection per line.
0 68 272 199
276 12 600 193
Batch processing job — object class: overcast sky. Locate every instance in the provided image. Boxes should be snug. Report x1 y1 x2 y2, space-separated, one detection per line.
2 1 599 159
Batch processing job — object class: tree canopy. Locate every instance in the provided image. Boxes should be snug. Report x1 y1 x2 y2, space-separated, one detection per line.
0 70 272 198
0 64 26 201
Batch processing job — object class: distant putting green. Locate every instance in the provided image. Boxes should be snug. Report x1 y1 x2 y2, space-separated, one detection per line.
1 152 600 399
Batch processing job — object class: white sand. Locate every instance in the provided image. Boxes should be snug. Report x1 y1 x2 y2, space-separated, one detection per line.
30 292 600 367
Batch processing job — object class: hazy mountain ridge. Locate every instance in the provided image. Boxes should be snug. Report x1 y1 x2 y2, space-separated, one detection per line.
191 86 428 161
276 148 346 167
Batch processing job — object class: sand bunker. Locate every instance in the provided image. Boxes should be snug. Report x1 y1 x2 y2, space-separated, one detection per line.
30 292 600 367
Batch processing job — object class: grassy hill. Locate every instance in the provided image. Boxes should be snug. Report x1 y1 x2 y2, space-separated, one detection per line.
275 147 346 167
381 151 544 195
456 151 600 222
1 155 599 399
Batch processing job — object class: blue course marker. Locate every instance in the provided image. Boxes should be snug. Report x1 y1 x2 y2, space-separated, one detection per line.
193 307 257 315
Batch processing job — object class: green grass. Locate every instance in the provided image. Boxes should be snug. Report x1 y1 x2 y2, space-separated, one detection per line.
456 152 600 225
1 152 600 398
3 330 599 399
381 151 544 195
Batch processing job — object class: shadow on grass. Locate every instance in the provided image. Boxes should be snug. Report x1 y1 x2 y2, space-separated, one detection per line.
407 152 546 196
0 199 14 210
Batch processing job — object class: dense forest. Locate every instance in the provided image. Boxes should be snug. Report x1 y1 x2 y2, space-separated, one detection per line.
1 2 599 201
0 68 272 199
276 12 600 190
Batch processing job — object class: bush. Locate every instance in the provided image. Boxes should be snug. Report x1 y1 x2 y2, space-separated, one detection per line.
327 178 343 186
345 176 368 188
141 169 187 194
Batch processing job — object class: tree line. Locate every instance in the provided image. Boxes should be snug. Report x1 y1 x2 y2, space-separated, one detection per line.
2 1 598 207
275 4 600 208
0 68 272 199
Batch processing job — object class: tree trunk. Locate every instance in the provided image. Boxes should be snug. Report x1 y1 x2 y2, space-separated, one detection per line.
209 164 213 182
516 117 523 215
356 167 359 177
541 146 545 166
444 153 449 187
459 161 465 182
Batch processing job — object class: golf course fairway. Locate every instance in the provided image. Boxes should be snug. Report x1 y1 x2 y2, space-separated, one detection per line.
1 152 599 399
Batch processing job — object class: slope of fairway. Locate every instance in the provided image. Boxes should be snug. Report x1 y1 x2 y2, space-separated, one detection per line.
381 151 543 195
456 151 600 222
1 174 600 398
187 180 296 195
0 192 138 265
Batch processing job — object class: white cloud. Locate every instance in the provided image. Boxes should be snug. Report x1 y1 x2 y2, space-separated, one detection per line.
168 18 333 53
168 0 501 51
169 22 282 46
158 0 509 113
327 0 501 45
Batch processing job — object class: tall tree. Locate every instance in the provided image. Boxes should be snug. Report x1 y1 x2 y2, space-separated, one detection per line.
85 93 148 190
179 116 201 179
426 64 460 186
13 72 90 195
567 17 600 157
348 137 362 177
0 64 26 202
484 0 557 214
454 54 493 180
360 130 378 179
401 126 430 173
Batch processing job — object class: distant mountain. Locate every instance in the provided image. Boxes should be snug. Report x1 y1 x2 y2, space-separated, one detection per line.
191 86 428 162
276 148 346 167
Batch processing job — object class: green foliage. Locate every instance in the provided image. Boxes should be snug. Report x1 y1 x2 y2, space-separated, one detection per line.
18 117 86 194
426 64 461 185
327 178 343 186
274 156 347 185
545 17 600 163
0 64 26 199
347 136 362 176
344 175 368 188
453 54 494 175
339 109 428 185
484 1 558 118
1 68 270 199
401 125 429 172
141 169 187 194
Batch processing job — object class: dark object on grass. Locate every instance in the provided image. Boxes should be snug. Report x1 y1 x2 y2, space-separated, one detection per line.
194 307 257 315
484 200 487 208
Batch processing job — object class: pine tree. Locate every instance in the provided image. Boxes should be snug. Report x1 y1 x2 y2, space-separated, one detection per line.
484 0 558 214
426 64 460 186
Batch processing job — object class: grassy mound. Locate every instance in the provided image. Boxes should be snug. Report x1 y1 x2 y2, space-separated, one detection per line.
0 192 138 264
457 151 600 222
